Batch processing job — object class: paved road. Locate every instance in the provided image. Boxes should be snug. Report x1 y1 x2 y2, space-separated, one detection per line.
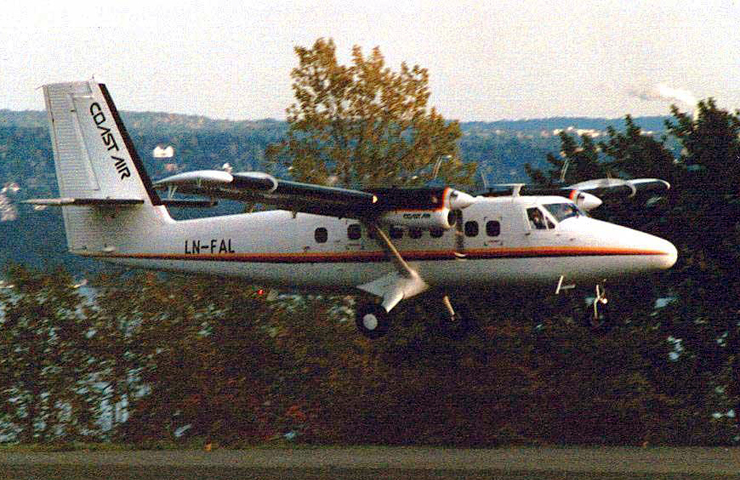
1 446 739 479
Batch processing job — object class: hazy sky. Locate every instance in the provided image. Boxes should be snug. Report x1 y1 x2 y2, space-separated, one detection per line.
1 0 739 121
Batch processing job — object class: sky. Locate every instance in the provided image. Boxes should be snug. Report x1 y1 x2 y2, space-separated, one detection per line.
1 0 739 121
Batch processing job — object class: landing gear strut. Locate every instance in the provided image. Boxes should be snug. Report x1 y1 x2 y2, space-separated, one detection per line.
437 295 474 339
585 282 609 330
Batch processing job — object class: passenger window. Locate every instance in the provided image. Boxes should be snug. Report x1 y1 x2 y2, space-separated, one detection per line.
409 228 423 239
430 227 444 238
486 220 501 237
464 221 479 237
347 224 361 240
390 226 404 239
315 227 328 243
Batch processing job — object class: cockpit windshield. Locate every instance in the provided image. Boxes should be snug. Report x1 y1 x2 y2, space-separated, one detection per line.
543 202 586 222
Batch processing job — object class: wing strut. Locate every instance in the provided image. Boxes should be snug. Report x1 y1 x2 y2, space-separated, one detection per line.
357 221 429 312
366 222 415 278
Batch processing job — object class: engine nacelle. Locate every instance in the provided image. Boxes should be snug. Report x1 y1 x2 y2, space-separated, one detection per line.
567 190 603 211
372 187 475 230
379 208 458 230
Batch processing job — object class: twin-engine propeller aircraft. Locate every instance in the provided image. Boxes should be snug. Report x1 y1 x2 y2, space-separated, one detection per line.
28 80 677 338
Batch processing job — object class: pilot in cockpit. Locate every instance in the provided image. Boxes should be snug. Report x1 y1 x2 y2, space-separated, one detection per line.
528 208 547 229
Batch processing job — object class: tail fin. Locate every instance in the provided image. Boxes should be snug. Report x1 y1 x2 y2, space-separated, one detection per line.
42 80 168 253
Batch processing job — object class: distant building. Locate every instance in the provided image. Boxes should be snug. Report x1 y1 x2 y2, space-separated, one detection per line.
552 126 604 138
1 182 19 194
153 145 175 158
0 193 17 221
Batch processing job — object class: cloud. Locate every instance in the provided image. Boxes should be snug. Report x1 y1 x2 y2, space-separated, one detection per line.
628 83 697 107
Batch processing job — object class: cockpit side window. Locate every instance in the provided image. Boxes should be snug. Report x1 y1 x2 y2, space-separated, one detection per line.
527 207 554 230
543 202 584 222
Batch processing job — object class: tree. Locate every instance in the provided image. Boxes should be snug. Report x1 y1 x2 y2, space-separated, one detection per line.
525 130 607 186
266 38 475 188
527 107 740 444
662 100 740 439
111 273 282 445
0 265 98 443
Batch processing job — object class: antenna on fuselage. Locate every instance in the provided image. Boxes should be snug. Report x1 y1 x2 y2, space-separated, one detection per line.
431 155 446 181
480 170 489 190
559 158 570 183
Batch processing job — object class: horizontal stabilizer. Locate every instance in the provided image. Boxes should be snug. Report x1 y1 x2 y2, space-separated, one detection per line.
24 198 144 207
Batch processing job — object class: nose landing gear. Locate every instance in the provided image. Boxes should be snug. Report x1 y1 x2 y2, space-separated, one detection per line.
586 282 609 330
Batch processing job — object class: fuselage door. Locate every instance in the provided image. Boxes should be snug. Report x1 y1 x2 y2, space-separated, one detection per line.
524 206 557 249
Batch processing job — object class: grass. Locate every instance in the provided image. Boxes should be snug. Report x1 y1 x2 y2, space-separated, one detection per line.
0 441 138 453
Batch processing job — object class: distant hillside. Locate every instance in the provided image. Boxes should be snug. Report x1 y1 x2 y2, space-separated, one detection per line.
0 110 672 274
0 109 671 133
461 116 670 134
0 110 47 128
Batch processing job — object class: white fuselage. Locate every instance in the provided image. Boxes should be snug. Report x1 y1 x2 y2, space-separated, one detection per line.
84 195 677 292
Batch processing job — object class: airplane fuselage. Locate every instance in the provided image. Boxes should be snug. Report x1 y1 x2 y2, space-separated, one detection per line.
83 194 677 293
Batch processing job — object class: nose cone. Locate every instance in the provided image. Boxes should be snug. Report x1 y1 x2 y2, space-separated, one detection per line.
656 238 678 270
632 231 678 272
587 219 678 275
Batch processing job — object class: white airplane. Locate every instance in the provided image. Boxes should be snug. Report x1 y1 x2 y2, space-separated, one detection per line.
28 80 677 338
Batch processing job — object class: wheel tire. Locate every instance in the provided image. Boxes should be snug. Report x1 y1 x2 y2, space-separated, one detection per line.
583 300 610 332
356 303 390 339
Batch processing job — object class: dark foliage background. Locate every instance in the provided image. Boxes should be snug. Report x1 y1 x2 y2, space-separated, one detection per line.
1 98 738 446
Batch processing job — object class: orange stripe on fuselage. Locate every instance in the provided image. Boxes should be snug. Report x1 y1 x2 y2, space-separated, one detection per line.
81 246 671 264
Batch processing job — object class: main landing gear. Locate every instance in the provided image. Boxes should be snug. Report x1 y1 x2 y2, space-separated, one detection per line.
355 303 390 339
355 294 474 339
437 295 474 339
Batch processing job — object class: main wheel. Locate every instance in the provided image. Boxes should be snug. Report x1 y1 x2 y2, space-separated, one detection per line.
355 303 390 339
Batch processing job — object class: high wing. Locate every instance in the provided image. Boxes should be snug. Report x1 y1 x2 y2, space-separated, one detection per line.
153 170 476 222
565 178 670 198
482 177 671 211
154 170 376 218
